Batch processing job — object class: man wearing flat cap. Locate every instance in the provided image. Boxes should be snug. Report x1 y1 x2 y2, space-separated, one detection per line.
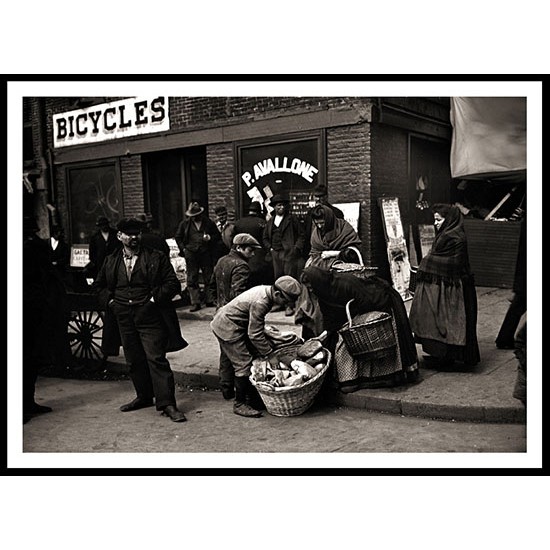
85 215 122 279
94 217 188 422
233 201 272 286
174 201 221 311
212 233 262 400
303 184 344 260
211 274 302 417
262 194 305 315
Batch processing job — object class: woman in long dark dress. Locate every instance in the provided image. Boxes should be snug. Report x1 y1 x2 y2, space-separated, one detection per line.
409 203 480 368
301 266 419 391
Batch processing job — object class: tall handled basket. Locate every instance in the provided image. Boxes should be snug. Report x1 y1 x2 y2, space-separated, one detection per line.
338 299 397 360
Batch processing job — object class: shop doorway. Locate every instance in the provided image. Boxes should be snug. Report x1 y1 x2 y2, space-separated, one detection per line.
143 146 207 238
408 136 452 261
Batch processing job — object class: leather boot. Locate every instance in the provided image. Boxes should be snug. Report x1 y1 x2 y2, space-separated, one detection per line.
233 377 262 418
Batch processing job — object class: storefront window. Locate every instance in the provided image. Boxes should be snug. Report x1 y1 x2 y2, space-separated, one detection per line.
236 132 325 218
66 162 122 243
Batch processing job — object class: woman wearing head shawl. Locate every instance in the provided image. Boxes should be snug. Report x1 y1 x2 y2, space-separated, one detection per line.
300 266 419 391
307 205 362 269
409 203 480 368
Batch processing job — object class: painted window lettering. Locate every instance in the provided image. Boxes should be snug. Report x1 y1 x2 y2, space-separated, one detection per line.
241 157 319 186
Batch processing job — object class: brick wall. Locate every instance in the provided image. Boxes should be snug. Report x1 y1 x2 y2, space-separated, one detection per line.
169 97 363 131
119 156 144 217
206 143 235 221
370 123 411 280
326 123 373 265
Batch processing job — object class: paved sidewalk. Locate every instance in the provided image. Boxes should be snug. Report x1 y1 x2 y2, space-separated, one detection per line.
108 287 526 423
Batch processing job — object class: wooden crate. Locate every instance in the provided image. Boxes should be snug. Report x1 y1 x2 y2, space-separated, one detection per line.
463 218 522 288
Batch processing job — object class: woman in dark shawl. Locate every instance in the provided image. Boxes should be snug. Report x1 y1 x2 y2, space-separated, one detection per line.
307 205 362 269
409 203 480 368
300 266 419 391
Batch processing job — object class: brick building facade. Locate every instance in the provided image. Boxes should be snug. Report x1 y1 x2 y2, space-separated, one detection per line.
23 95 453 281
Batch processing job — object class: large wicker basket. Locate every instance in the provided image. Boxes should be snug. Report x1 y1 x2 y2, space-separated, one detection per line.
250 344 332 417
338 299 396 360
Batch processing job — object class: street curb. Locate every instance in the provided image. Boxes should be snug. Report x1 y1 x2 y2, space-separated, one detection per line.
173 371 526 424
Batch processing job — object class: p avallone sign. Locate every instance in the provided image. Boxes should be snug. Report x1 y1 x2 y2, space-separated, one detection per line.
53 96 169 148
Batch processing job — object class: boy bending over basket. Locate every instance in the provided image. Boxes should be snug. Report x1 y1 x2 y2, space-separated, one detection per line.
210 276 302 417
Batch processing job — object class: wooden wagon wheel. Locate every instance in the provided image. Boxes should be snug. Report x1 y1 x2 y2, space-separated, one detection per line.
67 309 104 362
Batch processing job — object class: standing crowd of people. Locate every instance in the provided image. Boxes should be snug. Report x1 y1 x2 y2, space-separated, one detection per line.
23 184 526 425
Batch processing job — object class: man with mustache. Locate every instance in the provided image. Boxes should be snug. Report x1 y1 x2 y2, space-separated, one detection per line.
94 217 188 422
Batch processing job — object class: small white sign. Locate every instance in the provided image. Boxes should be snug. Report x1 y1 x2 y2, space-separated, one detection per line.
70 244 90 268
334 202 360 233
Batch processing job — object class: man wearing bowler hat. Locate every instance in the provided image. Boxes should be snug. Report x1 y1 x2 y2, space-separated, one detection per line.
175 201 221 311
210 275 302 417
94 217 188 422
262 194 305 315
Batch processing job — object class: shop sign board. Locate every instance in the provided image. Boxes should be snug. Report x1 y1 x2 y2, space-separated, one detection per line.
378 197 412 301
70 244 89 268
53 96 169 148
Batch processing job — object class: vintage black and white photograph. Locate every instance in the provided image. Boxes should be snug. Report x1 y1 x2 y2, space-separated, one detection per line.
6 79 542 473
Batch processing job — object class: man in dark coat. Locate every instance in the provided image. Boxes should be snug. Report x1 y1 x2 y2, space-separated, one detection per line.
86 216 122 279
175 201 221 311
138 212 170 257
263 194 305 315
23 216 53 423
233 201 272 285
94 218 188 422
303 184 345 260
212 233 262 400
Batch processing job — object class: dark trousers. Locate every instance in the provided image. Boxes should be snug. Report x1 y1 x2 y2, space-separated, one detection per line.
271 249 303 281
23 304 44 411
111 302 175 410
185 249 215 305
219 348 235 391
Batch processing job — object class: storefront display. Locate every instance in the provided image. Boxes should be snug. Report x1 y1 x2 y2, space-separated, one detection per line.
236 132 325 218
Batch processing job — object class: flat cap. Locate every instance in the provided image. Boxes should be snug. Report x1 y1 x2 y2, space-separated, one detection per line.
274 276 302 300
233 233 261 248
117 217 144 234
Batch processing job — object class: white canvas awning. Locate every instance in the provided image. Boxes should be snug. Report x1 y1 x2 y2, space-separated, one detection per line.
450 97 526 182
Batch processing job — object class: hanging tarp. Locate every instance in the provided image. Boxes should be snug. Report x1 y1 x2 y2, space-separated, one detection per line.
450 97 526 181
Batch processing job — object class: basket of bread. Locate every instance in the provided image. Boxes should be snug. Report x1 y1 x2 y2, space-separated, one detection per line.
249 333 331 417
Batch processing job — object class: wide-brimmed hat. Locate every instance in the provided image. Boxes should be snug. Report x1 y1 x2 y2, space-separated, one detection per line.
270 194 289 205
185 202 204 217
117 217 144 235
274 276 302 301
233 233 261 248
96 216 110 227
